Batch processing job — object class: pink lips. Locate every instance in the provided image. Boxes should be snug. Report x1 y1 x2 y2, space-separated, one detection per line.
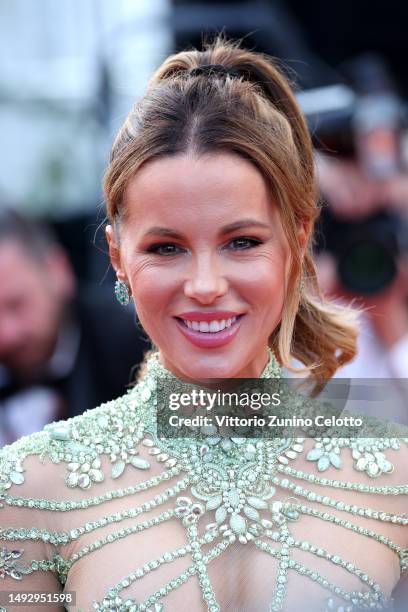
177 311 242 321
174 314 244 348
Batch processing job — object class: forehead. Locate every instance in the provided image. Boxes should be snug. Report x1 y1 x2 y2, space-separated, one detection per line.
122 153 277 225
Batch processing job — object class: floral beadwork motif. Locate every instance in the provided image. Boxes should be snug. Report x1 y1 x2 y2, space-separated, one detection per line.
190 461 277 543
306 438 399 477
46 400 153 490
0 547 31 580
66 457 105 488
0 443 39 493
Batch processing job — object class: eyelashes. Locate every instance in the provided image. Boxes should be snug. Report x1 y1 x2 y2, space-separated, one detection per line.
145 243 182 256
228 237 262 250
145 237 263 256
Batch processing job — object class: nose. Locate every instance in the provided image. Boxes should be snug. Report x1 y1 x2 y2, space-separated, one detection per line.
184 251 228 304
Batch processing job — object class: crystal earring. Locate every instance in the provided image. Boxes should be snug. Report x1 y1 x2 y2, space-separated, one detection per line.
114 279 131 306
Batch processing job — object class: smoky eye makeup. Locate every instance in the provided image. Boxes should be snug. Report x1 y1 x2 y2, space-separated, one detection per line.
144 242 186 256
224 236 264 250
142 234 266 256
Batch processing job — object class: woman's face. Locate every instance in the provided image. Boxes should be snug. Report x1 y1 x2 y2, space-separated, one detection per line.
107 153 298 380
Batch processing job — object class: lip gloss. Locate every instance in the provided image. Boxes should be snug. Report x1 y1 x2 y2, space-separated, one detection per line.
174 316 244 348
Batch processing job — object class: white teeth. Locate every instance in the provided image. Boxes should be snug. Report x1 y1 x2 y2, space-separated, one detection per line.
182 316 239 333
209 320 220 332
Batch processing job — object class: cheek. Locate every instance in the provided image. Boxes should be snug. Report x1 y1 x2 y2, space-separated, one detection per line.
239 250 290 298
240 252 291 334
128 261 179 322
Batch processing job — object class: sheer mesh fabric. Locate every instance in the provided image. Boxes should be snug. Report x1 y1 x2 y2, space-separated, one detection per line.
0 435 407 612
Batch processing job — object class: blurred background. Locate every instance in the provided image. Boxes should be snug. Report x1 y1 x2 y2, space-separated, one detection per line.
1 0 408 444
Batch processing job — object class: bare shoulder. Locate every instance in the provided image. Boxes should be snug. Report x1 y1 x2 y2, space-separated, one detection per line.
0 398 121 502
0 390 147 505
0 427 60 500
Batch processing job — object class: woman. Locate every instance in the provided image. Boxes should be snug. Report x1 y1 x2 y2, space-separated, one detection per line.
0 38 407 612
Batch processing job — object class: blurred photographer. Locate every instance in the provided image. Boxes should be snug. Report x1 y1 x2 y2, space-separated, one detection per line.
311 56 408 422
0 209 149 446
316 158 408 373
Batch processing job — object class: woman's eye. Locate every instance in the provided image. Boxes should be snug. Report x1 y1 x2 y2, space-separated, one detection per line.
227 237 262 250
146 243 184 256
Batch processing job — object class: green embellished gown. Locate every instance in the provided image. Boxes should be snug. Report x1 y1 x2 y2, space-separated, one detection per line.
0 350 407 612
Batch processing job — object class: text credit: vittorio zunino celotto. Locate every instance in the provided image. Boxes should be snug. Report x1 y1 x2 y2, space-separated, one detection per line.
165 390 363 429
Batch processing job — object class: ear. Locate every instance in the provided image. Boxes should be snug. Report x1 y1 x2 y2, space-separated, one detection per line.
106 225 126 280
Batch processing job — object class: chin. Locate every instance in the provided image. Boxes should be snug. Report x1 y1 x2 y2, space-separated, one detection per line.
174 352 245 381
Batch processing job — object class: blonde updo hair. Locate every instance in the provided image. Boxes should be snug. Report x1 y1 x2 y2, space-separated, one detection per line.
104 36 358 385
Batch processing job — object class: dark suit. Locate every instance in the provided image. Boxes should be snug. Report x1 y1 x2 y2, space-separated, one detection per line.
61 285 151 419
0 285 151 434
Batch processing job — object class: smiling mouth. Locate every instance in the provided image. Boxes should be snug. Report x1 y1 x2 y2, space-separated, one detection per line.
175 315 244 333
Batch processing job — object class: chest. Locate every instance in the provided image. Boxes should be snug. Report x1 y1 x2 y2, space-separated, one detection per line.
60 475 405 612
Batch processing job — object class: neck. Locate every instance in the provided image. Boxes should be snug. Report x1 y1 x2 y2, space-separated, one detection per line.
156 347 281 385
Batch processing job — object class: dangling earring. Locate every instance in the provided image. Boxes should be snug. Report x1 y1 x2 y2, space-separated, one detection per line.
115 279 131 306
299 277 305 293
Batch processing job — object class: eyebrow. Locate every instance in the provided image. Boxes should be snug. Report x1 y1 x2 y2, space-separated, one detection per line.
144 219 270 239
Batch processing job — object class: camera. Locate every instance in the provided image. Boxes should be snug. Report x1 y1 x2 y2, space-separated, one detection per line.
316 208 406 295
297 55 408 295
